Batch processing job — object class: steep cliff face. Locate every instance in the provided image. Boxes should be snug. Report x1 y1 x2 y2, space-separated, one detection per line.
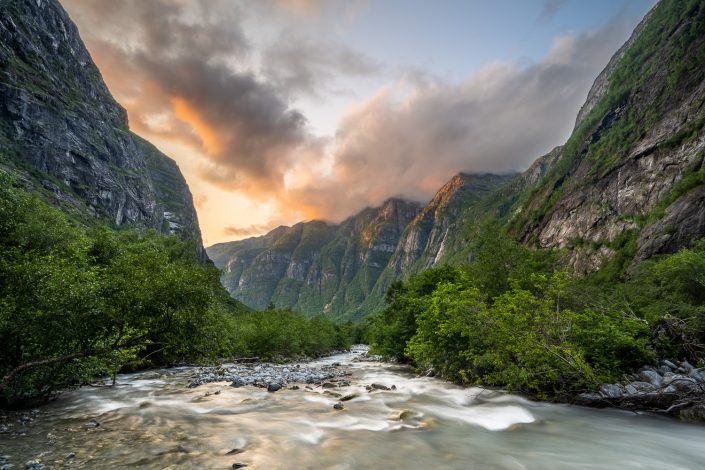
0 0 204 255
514 0 705 272
207 199 421 319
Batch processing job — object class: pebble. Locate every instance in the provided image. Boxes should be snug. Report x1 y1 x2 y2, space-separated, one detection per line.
333 403 344 410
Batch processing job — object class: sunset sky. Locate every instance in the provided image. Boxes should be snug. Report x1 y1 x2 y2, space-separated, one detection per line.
61 0 653 245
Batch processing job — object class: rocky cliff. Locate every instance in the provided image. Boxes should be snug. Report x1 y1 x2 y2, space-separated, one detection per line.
514 0 705 272
0 0 204 256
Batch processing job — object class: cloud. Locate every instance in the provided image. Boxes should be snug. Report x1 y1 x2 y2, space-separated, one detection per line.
539 0 568 22
62 0 637 238
63 0 311 196
276 18 637 221
262 34 381 98
223 224 272 237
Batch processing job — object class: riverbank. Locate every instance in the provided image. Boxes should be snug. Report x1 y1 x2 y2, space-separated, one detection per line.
571 359 705 422
2 348 705 469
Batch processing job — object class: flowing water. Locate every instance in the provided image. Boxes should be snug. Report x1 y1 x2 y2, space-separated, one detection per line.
2 347 705 469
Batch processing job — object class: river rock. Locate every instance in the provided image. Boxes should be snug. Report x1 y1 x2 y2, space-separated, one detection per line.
230 378 245 388
680 360 695 372
24 461 43 470
688 367 705 381
267 383 282 393
662 359 677 370
65 452 75 460
599 384 624 399
1 464 14 470
679 404 705 423
232 464 248 469
657 365 672 375
624 382 656 395
574 392 603 406
638 370 663 387
370 383 390 391
667 376 700 393
340 393 357 402
333 403 344 410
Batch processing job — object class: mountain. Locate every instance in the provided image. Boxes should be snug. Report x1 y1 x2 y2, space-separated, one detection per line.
208 198 422 320
0 0 204 257
211 0 705 319
511 0 705 272
208 175 515 320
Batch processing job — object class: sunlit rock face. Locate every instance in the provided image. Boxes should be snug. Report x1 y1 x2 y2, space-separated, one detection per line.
0 0 205 258
208 199 423 321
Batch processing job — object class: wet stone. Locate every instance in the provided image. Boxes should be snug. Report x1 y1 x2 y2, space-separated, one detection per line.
599 384 624 399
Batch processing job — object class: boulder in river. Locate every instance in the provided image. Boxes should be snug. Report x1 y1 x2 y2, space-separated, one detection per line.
369 383 390 391
230 378 245 388
267 383 282 393
333 403 344 410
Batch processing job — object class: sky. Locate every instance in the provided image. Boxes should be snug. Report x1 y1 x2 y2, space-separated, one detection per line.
61 0 654 245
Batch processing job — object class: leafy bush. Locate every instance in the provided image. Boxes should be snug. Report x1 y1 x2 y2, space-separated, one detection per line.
0 175 356 407
368 228 682 397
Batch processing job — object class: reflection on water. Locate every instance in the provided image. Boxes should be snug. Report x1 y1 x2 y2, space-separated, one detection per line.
2 348 705 469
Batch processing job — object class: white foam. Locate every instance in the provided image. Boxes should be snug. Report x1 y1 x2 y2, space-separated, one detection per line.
420 404 535 431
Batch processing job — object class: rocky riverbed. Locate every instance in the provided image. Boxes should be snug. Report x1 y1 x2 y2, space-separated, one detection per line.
2 349 705 469
187 360 352 390
575 359 705 421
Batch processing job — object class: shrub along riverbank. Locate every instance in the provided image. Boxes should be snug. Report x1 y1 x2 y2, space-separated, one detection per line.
367 224 705 411
0 175 353 408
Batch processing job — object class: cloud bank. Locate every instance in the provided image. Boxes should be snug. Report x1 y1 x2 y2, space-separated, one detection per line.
62 0 635 239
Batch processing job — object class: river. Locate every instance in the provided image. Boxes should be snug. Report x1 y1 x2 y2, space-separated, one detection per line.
2 347 705 469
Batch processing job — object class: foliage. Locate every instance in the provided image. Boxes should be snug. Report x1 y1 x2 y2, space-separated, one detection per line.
226 310 352 360
0 175 230 406
0 175 356 407
366 227 705 397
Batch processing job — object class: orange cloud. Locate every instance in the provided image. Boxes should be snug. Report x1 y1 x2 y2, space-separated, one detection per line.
171 97 225 156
